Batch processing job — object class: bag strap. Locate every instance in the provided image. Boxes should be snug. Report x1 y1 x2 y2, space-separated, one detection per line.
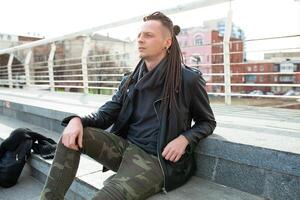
25 129 57 159
25 129 56 145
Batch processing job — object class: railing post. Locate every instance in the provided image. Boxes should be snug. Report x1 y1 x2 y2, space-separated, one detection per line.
223 8 233 105
48 43 56 92
24 49 32 87
81 35 91 94
7 53 14 89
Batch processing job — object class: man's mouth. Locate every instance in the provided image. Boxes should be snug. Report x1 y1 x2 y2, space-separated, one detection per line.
138 47 146 51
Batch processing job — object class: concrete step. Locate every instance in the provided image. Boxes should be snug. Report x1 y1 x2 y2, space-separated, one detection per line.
0 116 264 200
0 89 300 199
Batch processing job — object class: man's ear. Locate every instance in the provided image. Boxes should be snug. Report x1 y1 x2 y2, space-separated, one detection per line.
165 37 172 49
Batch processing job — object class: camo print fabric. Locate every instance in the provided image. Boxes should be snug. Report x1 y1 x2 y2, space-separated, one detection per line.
40 127 163 200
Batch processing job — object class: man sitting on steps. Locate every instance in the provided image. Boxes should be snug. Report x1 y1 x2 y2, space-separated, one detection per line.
40 11 216 200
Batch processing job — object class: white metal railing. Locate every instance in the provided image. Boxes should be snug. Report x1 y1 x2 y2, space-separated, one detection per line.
0 38 299 100
0 0 299 104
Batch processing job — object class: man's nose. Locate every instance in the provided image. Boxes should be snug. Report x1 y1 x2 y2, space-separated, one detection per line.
138 35 144 44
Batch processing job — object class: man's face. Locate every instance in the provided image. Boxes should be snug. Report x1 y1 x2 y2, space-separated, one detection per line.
137 20 171 60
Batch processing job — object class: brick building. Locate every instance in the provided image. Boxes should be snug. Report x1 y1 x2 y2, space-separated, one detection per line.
177 19 245 93
177 19 299 94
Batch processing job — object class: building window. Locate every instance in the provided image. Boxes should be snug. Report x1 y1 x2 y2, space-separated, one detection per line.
259 65 264 71
274 76 278 82
247 66 252 72
280 62 295 72
259 76 264 82
35 55 46 62
194 35 203 46
279 75 294 82
195 38 203 46
253 65 258 71
245 75 256 83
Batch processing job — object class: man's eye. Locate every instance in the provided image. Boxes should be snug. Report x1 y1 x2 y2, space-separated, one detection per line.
137 33 152 38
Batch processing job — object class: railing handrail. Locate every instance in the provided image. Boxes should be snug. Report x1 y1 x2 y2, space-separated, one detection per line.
0 0 231 55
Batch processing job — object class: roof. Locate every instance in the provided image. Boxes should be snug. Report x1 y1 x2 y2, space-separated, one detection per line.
91 34 127 43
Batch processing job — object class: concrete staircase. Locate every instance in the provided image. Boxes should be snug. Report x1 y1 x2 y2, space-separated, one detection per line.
0 88 299 200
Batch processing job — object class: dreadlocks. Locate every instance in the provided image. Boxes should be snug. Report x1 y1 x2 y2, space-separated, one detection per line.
121 11 183 111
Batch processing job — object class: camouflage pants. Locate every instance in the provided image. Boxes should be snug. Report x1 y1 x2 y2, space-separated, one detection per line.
40 127 163 200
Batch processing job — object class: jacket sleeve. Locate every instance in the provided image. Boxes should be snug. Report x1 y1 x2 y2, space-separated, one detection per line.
61 75 128 129
181 73 216 147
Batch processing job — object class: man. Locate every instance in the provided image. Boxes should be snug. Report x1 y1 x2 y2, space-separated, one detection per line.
40 11 216 200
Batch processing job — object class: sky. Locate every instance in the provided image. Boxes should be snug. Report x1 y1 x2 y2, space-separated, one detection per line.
1 0 300 59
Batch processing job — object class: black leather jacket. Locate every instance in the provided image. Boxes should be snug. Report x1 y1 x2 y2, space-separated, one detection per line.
62 65 216 192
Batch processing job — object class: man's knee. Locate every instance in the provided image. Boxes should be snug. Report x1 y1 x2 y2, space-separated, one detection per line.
93 182 130 200
100 174 161 200
82 127 106 146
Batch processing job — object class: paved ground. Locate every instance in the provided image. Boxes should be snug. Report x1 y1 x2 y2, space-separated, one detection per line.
210 95 300 109
0 88 299 200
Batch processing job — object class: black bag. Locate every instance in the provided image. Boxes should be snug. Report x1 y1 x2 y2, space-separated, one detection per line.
0 128 57 188
0 133 32 188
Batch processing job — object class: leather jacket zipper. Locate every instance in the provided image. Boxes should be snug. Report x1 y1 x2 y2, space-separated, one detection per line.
153 97 168 194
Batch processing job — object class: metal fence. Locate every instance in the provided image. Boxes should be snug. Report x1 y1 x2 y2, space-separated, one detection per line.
0 0 299 104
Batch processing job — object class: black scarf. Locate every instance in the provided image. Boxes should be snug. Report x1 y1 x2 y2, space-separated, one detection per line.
132 57 168 90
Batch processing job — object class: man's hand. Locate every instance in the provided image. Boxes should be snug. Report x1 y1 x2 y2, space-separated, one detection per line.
162 135 189 162
61 117 83 151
